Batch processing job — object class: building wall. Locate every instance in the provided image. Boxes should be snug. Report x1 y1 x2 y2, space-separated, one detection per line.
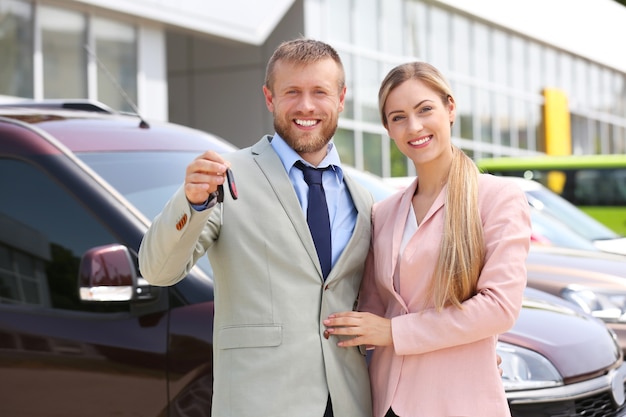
438 0 626 73
1 0 624 172
303 0 626 177
165 0 306 148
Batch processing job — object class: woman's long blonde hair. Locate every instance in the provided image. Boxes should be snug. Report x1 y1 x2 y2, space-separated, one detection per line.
379 62 485 310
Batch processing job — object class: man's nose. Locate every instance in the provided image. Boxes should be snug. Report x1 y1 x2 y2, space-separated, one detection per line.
296 92 316 112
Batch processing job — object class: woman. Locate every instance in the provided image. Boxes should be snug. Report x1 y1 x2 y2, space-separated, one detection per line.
324 62 531 417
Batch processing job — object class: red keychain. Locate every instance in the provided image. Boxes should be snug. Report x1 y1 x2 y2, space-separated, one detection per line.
217 168 238 202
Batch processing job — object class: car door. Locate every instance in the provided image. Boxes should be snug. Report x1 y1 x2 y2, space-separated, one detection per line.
0 125 171 416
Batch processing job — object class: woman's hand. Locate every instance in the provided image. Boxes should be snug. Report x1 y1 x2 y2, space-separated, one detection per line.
323 311 393 348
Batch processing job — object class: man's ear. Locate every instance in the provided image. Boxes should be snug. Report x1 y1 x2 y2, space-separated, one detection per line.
263 85 274 112
338 85 347 113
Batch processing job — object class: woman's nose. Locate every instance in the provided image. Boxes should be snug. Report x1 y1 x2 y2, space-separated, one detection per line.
408 115 423 132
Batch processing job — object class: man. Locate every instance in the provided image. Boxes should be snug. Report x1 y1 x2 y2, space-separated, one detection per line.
138 38 373 417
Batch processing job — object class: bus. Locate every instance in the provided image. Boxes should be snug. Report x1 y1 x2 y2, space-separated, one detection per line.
477 154 626 236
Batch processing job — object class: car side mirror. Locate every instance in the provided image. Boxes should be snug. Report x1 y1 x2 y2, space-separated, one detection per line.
78 244 155 302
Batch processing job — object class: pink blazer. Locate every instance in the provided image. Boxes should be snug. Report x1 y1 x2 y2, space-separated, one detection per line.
359 174 531 417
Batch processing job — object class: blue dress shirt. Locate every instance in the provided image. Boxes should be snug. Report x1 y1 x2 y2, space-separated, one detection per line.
271 133 357 269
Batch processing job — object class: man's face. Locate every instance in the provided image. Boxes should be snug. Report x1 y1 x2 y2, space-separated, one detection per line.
263 58 346 156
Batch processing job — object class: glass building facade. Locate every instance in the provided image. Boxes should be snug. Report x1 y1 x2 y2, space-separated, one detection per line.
0 0 138 113
315 0 626 177
1 0 625 179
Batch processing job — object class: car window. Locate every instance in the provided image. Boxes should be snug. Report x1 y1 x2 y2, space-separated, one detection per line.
78 150 216 276
526 187 618 241
0 158 128 312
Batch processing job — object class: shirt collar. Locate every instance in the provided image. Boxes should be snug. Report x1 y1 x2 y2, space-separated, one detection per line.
270 133 344 180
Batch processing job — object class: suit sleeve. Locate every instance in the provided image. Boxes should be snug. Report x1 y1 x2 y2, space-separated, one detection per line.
138 185 220 286
391 179 531 355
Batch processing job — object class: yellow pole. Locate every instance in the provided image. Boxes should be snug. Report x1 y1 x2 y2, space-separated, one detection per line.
543 88 572 156
542 88 572 193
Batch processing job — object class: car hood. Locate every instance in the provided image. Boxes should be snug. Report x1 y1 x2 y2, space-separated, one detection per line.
501 287 621 379
594 237 626 256
527 245 626 278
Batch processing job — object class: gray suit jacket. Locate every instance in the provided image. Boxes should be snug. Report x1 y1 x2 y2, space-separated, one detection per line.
139 136 374 417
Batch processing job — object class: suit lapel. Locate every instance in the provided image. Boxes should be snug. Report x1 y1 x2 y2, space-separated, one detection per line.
251 137 323 278
328 174 372 282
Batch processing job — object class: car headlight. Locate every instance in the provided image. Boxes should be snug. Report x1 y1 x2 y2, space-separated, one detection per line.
561 286 626 323
497 342 563 391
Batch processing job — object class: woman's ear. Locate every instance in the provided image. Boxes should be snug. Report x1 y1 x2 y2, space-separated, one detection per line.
447 95 456 125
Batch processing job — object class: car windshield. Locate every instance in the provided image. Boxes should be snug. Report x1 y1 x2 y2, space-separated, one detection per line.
529 207 599 251
526 187 620 241
79 151 199 221
78 150 216 275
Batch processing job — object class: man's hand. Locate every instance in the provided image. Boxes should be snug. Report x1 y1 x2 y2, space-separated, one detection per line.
184 151 230 204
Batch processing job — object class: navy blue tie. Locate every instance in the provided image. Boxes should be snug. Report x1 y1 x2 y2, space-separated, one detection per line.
296 161 332 280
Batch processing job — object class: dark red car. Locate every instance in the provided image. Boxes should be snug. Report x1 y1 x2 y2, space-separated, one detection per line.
0 101 625 417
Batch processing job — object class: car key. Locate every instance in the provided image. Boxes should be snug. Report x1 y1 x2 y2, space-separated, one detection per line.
217 168 238 202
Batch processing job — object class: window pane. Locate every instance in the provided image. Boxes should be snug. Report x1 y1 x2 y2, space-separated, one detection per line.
428 7 450 70
93 17 137 112
328 0 351 43
0 158 125 312
333 128 355 167
543 48 558 89
527 43 543 95
472 22 490 80
0 0 33 97
451 14 470 74
381 0 404 55
355 57 380 124
510 37 526 91
406 1 427 59
389 139 408 177
492 30 508 86
363 132 382 176
455 83 473 141
354 0 378 50
477 89 493 144
40 5 86 98
341 52 354 119
496 95 510 147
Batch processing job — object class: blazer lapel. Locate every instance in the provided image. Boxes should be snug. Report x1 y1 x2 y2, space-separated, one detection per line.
394 181 447 279
333 175 372 271
391 179 418 278
251 136 323 278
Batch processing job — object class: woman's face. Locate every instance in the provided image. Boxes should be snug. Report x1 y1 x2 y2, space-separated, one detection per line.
383 78 455 166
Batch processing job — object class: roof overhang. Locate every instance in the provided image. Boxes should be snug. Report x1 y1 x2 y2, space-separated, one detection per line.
73 0 296 45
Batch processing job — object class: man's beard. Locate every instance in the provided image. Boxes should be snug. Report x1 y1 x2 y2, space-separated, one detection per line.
274 115 338 154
